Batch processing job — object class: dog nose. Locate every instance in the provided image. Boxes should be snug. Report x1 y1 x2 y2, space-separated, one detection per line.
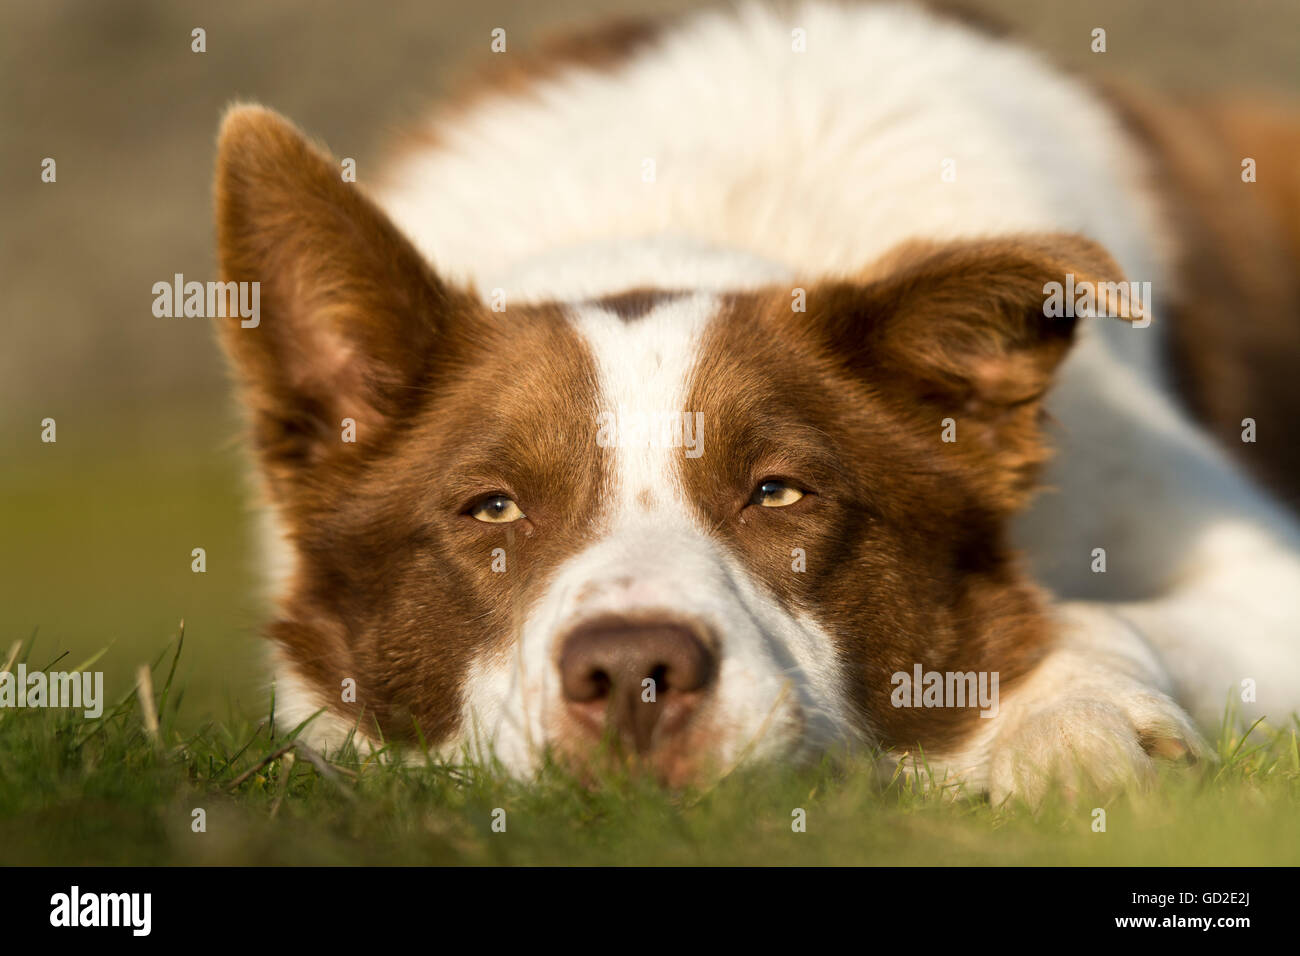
559 617 716 754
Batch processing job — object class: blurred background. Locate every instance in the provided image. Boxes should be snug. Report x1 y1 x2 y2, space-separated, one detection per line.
3 0 1298 723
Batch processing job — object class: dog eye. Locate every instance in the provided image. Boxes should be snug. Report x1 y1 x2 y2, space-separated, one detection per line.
751 479 804 508
469 495 525 523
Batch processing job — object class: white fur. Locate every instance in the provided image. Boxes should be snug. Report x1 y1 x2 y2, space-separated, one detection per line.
268 645 374 755
271 0 1300 790
926 602 1208 805
382 1 1170 321
457 295 856 774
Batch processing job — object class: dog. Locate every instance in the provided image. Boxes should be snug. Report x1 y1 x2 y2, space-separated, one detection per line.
212 0 1300 802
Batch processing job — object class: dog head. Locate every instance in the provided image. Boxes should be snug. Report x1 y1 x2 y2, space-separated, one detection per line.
214 106 1126 785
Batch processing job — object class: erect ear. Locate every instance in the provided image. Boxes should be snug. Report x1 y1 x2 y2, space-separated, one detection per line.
811 234 1131 504
214 104 473 492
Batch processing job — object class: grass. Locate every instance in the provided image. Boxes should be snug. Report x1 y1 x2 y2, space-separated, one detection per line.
0 401 265 722
2 627 1298 866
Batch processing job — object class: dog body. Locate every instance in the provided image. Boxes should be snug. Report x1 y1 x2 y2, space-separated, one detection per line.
217 1 1300 800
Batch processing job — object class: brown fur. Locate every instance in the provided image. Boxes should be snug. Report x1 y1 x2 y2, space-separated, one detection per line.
589 288 687 322
216 107 613 741
215 101 1140 762
451 17 664 110
379 1 1006 194
678 235 1127 752
1101 85 1300 509
215 0 1300 773
379 17 665 173
434 1 1006 117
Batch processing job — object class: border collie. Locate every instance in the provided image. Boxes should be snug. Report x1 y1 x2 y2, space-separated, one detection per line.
212 1 1300 801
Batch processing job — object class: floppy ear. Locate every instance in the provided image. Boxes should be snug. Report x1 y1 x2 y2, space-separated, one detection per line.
213 104 473 494
812 234 1132 504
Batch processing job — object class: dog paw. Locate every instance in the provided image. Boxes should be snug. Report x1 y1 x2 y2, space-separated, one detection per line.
986 689 1204 806
984 603 1209 806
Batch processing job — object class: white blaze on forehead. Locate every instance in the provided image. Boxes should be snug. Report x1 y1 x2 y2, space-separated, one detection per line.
451 292 857 772
570 294 718 517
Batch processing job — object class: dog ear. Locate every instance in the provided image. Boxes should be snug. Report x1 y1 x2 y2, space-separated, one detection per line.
812 234 1133 505
213 104 475 495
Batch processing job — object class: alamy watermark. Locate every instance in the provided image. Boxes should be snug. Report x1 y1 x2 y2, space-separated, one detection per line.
152 273 260 327
1043 273 1152 329
595 406 704 458
891 664 999 718
0 664 103 718
50 886 150 936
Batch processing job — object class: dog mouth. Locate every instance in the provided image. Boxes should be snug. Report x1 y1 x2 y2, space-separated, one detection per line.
543 677 817 791
550 729 724 790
